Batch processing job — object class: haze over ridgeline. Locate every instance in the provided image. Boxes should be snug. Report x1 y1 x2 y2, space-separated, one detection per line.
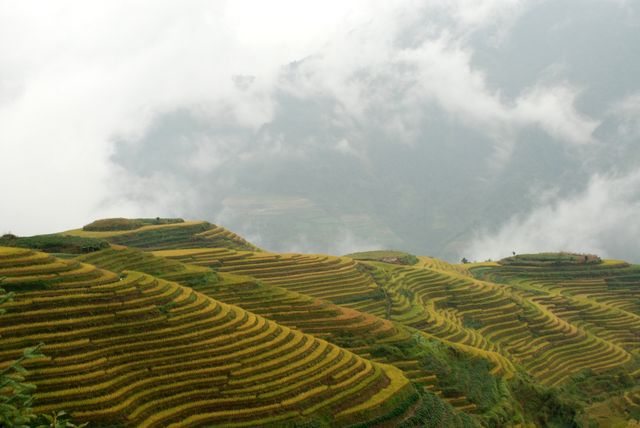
2 1 640 262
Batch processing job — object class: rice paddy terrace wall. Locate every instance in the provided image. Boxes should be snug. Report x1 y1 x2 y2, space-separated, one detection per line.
0 247 416 427
352 254 636 388
8 219 640 426
78 248 478 414
153 248 387 316
469 254 640 372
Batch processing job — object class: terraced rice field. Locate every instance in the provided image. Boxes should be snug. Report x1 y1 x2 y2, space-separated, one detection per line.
0 247 415 427
153 248 388 316
471 260 640 351
7 220 640 426
362 259 634 386
134 243 637 388
79 248 477 413
78 249 399 347
472 259 640 315
63 221 259 252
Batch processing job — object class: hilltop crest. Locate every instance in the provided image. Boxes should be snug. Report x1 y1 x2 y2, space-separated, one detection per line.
346 250 419 266
82 217 185 231
63 218 260 252
498 252 603 267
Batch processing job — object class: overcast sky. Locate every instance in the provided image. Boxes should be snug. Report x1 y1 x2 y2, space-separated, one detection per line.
2 0 640 261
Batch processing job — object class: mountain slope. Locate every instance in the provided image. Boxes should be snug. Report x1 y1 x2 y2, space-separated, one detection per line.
0 247 415 427
78 247 481 415
4 219 640 426
365 259 632 386
62 220 259 252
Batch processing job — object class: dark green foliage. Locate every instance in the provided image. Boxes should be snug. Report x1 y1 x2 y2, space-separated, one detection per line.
1 277 42 427
562 364 638 405
1 280 49 294
391 335 512 422
1 280 85 428
398 391 478 428
285 419 325 428
0 278 11 315
386 334 581 427
82 217 184 231
416 340 500 412
169 270 219 289
0 343 45 427
509 377 579 428
36 411 88 428
157 301 178 315
347 392 421 428
0 234 108 254
370 344 406 359
399 288 415 299
462 315 484 330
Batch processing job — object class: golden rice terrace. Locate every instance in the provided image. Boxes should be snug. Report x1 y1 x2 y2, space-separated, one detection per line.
1 221 640 427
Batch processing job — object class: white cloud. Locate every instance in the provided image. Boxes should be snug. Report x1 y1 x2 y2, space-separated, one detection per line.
609 92 640 139
514 84 599 144
0 0 604 238
0 1 351 234
334 138 363 159
286 7 598 158
431 0 535 41
612 93 640 116
466 171 640 261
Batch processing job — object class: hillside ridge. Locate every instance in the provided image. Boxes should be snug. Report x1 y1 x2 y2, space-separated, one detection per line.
2 220 640 427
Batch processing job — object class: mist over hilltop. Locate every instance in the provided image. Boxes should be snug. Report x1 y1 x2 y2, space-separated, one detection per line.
2 1 640 262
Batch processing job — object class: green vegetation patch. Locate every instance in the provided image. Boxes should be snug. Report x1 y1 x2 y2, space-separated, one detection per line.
346 250 419 266
499 252 602 267
372 334 579 427
0 233 109 254
0 279 49 293
397 391 478 428
82 217 184 231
